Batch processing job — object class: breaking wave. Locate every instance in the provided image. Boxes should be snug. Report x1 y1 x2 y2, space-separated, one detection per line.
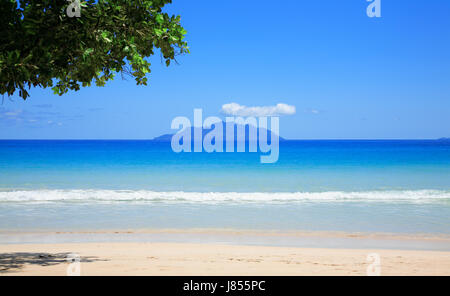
0 189 449 204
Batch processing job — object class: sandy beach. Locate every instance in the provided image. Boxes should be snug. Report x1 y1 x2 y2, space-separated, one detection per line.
1 242 449 276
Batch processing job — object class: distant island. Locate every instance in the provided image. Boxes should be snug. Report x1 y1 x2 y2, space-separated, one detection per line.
152 121 285 142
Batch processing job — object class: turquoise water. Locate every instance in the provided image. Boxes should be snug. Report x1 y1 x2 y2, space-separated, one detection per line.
0 140 449 234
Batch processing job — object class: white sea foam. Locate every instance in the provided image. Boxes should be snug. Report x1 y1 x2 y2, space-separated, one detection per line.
0 189 448 204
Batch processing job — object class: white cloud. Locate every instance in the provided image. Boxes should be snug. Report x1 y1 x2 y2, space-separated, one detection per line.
4 110 22 117
221 103 296 117
0 107 71 127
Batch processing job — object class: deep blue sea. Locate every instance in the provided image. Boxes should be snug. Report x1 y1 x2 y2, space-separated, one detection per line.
0 140 449 234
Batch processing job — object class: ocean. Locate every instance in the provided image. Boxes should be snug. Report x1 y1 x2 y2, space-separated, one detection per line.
0 140 449 235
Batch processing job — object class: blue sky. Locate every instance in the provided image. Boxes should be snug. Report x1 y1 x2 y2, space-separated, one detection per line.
1 0 449 139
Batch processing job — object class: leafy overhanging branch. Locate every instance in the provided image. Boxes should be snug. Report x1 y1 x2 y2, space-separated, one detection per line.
0 0 189 100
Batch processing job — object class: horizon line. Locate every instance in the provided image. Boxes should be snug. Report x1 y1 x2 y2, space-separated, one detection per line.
0 138 448 141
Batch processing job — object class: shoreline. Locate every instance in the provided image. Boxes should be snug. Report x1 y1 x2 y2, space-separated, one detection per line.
1 229 450 251
1 242 449 276
2 229 449 275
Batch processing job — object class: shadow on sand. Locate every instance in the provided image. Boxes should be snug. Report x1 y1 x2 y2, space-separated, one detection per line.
0 252 105 274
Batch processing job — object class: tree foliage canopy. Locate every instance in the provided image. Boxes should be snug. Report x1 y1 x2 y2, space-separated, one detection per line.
0 0 188 99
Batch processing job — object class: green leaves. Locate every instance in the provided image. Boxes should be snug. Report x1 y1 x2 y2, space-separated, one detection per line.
84 48 94 56
0 0 189 100
155 14 164 24
101 31 112 43
154 28 164 37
